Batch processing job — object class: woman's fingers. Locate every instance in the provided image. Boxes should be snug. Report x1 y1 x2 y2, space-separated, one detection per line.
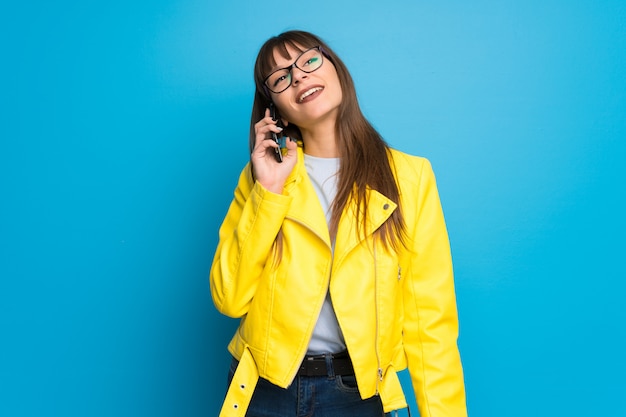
253 109 285 155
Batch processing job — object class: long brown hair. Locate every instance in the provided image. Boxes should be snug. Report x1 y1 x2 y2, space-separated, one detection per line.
250 30 405 250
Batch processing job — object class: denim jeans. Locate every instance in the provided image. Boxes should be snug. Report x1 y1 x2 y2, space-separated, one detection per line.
227 356 390 417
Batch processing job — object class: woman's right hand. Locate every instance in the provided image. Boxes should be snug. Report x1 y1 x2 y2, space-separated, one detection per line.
251 108 298 194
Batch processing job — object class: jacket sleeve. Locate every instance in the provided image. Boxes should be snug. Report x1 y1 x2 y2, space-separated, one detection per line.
402 158 467 417
210 164 293 318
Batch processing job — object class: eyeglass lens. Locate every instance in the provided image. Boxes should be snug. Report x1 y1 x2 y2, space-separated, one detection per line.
265 48 323 93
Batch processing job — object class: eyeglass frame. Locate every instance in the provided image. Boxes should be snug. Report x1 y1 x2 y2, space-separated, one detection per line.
262 46 327 96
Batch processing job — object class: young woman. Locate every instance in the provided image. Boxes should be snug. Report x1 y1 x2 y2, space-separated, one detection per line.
210 30 467 417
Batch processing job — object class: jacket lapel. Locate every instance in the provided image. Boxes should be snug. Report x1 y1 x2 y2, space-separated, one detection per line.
334 187 397 263
283 147 332 246
282 146 397 257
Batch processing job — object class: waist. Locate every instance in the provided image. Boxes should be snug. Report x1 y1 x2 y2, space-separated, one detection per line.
297 351 354 377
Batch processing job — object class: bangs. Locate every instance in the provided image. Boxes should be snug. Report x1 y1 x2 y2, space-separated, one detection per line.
258 39 315 79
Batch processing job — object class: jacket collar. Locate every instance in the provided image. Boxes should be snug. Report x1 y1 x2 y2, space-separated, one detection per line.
283 145 397 257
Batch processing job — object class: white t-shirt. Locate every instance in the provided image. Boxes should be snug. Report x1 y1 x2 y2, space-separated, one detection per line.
304 154 347 355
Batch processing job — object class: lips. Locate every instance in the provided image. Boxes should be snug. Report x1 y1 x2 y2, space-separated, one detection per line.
297 86 323 103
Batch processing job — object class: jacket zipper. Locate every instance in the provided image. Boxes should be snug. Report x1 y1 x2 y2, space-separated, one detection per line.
375 255 403 395
286 264 332 385
373 244 383 394
284 218 334 385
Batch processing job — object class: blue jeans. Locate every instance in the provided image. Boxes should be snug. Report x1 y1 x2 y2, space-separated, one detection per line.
227 357 390 417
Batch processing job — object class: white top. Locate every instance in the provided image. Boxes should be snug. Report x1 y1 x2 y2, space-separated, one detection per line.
303 154 347 355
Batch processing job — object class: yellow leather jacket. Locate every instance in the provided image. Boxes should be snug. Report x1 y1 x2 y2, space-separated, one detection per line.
210 146 467 417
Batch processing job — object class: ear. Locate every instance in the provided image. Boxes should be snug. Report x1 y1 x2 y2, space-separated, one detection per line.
281 118 289 126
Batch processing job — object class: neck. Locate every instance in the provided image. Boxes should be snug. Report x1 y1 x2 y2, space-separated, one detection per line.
300 115 339 158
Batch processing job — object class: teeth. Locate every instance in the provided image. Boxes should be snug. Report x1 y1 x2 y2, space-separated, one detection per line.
298 87 322 102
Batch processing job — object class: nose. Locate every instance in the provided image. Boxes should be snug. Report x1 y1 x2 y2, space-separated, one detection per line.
290 67 308 85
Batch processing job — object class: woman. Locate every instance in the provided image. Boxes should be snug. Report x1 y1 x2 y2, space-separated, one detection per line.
210 30 467 417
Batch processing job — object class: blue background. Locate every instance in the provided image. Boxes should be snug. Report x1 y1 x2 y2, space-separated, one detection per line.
1 1 625 416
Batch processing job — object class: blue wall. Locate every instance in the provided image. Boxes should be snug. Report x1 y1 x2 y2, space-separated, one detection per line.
2 1 625 416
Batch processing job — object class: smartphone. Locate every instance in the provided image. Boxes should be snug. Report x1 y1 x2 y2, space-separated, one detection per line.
269 103 287 163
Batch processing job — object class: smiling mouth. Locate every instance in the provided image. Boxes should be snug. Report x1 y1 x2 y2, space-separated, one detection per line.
297 87 323 103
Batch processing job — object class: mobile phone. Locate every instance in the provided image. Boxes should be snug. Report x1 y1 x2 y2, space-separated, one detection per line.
269 103 287 163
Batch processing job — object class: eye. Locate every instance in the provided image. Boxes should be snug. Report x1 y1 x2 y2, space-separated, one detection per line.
303 56 320 67
272 73 289 88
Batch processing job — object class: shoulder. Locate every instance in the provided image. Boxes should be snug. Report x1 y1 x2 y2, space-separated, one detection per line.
387 148 435 187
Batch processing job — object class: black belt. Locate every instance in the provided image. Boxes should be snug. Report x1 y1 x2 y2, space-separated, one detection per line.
297 351 354 376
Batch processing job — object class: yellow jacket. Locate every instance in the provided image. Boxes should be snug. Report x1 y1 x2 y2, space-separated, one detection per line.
210 146 467 417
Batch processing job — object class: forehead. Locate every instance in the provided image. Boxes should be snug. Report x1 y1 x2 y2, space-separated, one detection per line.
267 42 306 69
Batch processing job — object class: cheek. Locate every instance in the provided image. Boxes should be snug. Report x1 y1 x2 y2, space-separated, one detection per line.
335 80 343 101
272 94 291 116
326 69 343 102
271 95 295 119
329 77 343 104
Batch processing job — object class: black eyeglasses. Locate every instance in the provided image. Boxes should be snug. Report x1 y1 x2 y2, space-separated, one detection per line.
263 46 325 94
